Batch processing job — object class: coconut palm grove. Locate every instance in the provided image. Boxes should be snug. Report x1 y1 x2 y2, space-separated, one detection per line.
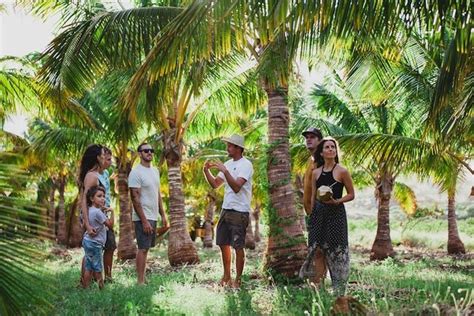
0 1 472 315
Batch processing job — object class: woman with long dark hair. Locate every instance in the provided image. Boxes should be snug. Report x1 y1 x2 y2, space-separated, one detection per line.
78 144 105 236
300 137 355 297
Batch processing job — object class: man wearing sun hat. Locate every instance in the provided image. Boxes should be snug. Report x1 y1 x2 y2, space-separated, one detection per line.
203 134 253 288
301 127 327 286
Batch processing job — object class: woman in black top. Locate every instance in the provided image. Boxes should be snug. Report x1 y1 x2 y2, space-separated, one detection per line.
300 137 355 296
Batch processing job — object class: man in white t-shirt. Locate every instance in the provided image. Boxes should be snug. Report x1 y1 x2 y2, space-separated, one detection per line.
128 143 169 285
203 134 253 288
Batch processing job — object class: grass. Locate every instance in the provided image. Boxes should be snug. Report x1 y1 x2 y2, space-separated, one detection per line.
41 218 473 315
349 217 474 251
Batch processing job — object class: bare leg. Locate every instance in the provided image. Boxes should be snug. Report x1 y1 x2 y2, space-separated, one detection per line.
136 249 149 285
103 249 114 281
233 248 245 288
310 247 327 286
83 270 92 288
219 245 232 286
93 272 104 289
78 256 86 286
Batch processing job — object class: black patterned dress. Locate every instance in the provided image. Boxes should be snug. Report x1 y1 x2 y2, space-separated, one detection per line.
300 164 350 296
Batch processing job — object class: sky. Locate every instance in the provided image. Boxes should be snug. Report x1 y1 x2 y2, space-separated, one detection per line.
1 1 58 136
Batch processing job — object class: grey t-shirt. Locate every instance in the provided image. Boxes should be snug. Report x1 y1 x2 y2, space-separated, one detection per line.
83 206 107 245
128 164 160 221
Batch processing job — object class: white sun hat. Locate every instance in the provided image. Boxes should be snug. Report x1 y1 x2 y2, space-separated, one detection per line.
222 134 245 149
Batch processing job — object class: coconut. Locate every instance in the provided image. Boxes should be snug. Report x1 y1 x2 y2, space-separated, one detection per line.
317 185 333 201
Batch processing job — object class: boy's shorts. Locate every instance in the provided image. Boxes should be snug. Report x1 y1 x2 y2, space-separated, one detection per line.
82 238 103 272
216 209 249 249
134 220 157 250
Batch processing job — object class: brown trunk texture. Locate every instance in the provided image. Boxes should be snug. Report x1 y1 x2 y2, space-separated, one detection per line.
165 132 199 265
370 173 395 260
67 196 83 248
203 192 216 248
263 85 307 277
117 160 137 260
57 176 67 245
447 192 466 254
48 185 56 239
295 175 307 231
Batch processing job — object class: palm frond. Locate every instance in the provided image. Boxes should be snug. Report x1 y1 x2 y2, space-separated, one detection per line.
0 160 54 314
393 182 417 217
38 6 183 95
336 133 458 177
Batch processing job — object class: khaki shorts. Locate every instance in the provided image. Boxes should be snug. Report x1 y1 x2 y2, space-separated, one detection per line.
216 209 249 249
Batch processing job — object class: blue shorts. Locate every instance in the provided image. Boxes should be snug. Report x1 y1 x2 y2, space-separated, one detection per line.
82 238 103 272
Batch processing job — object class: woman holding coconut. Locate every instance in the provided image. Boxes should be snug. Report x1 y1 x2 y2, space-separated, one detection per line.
300 136 355 297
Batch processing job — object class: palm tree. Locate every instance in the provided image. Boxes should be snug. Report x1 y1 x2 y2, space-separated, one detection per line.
310 27 471 259
38 3 253 265
309 51 440 260
120 0 468 276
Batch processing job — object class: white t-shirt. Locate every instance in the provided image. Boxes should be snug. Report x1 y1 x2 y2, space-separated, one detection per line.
128 164 160 221
218 157 253 212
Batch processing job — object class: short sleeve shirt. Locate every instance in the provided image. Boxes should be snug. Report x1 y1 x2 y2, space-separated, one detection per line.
128 164 160 221
83 206 107 245
217 157 253 212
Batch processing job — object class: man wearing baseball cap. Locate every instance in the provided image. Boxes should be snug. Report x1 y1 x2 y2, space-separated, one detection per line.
301 127 327 285
203 134 253 289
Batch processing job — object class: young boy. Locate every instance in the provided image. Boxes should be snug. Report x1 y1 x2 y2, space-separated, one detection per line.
82 186 114 289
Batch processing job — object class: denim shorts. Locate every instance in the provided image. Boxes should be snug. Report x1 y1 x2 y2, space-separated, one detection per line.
82 238 103 272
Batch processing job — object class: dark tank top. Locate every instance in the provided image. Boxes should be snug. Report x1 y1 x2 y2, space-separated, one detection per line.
315 164 344 199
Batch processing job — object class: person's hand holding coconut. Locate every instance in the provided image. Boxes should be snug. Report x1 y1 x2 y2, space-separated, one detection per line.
317 185 340 205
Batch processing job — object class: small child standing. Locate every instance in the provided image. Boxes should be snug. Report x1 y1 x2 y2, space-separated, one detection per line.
82 186 114 289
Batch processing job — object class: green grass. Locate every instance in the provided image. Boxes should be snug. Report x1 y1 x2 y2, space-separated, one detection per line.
41 218 473 315
349 217 474 251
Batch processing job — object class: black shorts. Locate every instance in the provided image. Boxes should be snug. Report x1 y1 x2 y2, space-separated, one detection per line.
216 209 249 249
104 229 117 251
134 220 157 250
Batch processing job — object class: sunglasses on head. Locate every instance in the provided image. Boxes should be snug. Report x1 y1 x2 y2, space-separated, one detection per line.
140 148 155 154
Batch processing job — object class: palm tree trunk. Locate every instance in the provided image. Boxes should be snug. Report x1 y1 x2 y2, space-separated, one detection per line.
67 196 83 248
56 175 67 245
203 192 216 248
295 175 306 231
48 183 56 239
263 84 307 277
447 189 465 254
165 132 199 265
245 215 256 249
252 204 261 243
370 173 395 260
116 157 137 260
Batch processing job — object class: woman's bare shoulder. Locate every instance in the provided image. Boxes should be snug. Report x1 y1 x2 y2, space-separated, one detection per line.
313 166 323 178
84 171 99 186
